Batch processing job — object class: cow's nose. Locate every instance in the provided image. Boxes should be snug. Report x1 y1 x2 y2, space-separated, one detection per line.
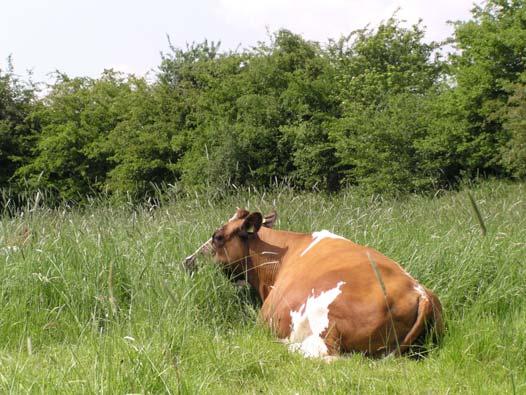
182 237 213 272
183 254 197 272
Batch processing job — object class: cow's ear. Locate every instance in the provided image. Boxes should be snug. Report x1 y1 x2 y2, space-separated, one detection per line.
262 210 277 228
241 212 263 236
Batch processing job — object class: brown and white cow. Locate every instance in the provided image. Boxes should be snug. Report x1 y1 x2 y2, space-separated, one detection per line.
185 208 443 358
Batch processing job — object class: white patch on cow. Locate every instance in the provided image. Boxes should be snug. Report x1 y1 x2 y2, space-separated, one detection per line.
300 230 347 257
414 283 429 301
287 281 345 358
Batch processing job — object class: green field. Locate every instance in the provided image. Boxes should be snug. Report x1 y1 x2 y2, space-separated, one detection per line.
0 180 524 394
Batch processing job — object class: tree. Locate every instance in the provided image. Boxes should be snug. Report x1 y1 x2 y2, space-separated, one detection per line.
16 71 134 200
450 0 526 174
327 19 451 193
501 74 526 178
0 59 38 189
161 32 339 190
103 77 181 197
328 17 443 106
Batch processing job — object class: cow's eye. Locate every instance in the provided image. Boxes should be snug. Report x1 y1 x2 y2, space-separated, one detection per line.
213 234 224 243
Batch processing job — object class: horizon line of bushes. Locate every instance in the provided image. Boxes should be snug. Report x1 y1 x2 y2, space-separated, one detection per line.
1 0 526 203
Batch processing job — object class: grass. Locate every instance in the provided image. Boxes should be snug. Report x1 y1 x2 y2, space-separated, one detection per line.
0 180 524 394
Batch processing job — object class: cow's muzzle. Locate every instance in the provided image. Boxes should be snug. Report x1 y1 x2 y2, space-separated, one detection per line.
183 238 213 272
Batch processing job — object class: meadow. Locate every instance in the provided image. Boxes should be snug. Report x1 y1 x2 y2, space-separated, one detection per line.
0 180 524 394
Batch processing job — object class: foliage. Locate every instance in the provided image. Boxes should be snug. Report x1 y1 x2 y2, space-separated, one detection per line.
450 0 526 174
102 77 181 197
330 91 469 193
4 3 526 200
160 31 339 190
0 59 38 190
329 17 443 105
15 72 130 199
501 74 526 178
327 19 456 193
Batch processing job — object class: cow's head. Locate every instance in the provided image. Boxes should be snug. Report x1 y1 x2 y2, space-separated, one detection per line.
211 208 276 266
183 208 277 272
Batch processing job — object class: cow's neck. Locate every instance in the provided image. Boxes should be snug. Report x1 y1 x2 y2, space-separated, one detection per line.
246 227 306 302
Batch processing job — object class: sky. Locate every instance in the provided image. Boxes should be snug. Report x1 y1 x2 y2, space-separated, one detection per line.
1 0 477 83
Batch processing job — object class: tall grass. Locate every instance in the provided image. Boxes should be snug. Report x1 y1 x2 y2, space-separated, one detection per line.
0 180 524 393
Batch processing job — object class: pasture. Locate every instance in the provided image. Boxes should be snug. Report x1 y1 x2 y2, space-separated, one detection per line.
0 180 524 393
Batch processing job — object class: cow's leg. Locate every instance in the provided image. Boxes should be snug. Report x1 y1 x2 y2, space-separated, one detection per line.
316 324 341 362
323 321 342 355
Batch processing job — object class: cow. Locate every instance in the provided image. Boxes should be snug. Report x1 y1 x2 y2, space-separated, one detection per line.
185 208 443 359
